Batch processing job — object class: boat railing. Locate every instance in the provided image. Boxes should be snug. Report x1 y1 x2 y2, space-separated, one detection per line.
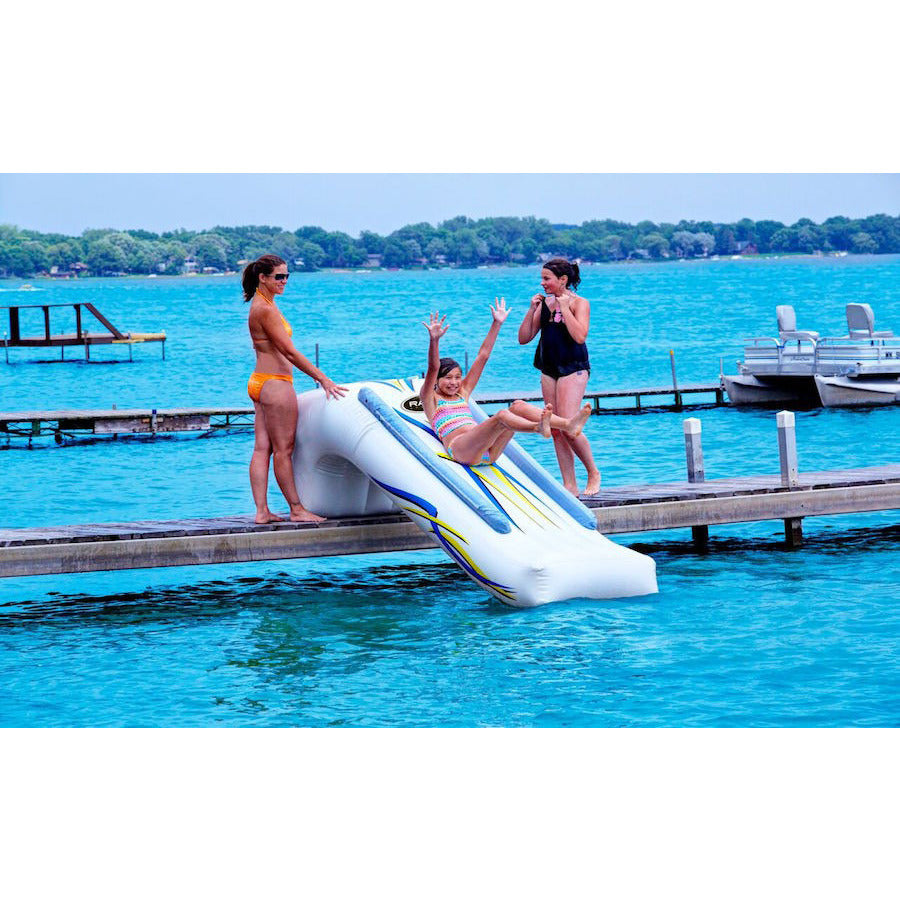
815 335 900 374
741 335 818 370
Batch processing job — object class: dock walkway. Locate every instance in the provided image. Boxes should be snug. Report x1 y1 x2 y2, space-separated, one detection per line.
3 464 899 578
1 384 724 443
0 407 252 441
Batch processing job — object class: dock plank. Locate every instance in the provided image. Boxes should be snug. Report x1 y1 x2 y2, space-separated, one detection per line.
3 466 900 577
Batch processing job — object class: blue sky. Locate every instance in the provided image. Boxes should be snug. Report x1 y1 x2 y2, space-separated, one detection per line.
1 174 896 238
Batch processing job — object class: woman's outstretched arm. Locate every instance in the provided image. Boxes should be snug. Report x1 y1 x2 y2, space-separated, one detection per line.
259 306 347 399
462 297 509 396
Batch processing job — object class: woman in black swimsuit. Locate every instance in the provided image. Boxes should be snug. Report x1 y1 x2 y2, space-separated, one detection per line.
517 258 601 496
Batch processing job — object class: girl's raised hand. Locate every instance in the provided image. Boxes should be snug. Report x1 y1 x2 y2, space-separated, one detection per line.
422 311 449 340
491 296 510 323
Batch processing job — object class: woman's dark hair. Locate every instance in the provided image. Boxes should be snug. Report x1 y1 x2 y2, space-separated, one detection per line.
437 357 462 379
242 254 287 301
542 257 581 291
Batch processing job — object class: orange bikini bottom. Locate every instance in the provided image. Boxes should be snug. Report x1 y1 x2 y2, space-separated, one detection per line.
247 371 293 402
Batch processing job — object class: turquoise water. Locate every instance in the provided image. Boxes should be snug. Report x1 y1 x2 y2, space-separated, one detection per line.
1 256 899 726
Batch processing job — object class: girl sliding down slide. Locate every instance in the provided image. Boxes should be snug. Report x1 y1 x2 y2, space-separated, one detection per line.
420 298 591 467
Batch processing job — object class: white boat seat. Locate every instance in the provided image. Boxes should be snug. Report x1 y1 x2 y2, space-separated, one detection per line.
776 304 818 343
846 303 894 339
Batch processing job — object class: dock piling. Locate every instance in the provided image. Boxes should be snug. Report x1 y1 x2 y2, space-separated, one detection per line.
684 417 709 548
777 410 803 546
670 350 682 409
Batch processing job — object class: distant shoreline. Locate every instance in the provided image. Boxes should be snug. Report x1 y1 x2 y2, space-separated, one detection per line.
2 214 897 279
2 250 887 283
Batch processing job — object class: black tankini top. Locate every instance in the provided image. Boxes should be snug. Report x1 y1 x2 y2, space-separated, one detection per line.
532 297 590 379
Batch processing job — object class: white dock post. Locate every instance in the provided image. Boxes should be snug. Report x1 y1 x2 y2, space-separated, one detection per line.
777 410 802 546
684 417 708 548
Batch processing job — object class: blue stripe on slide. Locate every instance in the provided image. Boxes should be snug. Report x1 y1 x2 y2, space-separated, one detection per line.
369 477 439 518
468 399 598 530
358 387 512 535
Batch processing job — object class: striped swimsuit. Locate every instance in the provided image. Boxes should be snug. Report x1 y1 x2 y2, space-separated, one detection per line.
432 396 492 464
431 396 476 440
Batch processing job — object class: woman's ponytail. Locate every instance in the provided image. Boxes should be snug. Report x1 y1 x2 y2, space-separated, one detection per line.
242 254 287 301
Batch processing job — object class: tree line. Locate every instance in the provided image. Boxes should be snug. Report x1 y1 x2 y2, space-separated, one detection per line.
1 213 898 278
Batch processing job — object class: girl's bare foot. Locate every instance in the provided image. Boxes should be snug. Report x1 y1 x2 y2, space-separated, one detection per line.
566 403 592 438
255 511 287 524
290 504 326 523
583 471 602 496
564 481 580 496
539 404 553 438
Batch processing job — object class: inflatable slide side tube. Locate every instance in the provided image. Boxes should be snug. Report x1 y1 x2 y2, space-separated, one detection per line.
357 388 512 535
468 399 598 530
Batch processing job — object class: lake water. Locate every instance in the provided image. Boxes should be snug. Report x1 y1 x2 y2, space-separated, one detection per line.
1 256 899 726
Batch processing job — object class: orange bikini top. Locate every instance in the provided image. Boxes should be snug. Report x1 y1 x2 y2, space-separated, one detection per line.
256 291 292 336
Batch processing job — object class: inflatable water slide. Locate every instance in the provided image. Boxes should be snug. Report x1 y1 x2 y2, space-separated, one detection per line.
291 378 658 607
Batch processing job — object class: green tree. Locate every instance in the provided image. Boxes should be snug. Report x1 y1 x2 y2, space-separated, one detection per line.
714 226 736 255
295 240 326 271
269 232 302 267
850 232 878 254
754 220 785 253
733 218 757 243
599 235 625 260
823 216 854 251
381 237 416 268
859 214 900 253
515 237 539 263
191 234 229 270
671 231 697 257
447 229 488 267
47 241 81 269
359 230 385 254
424 237 448 263
769 228 795 252
87 237 128 274
639 233 670 259
160 242 186 275
794 224 822 253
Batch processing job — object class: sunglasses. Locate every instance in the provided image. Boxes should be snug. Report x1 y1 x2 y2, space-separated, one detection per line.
272 273 290 282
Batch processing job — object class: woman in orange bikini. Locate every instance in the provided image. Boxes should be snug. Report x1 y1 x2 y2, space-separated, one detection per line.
421 298 591 467
244 254 346 523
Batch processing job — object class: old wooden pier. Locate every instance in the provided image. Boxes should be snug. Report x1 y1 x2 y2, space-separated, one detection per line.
2 302 166 362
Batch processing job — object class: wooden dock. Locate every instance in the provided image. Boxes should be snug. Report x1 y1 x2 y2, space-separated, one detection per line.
0 407 254 442
0 384 725 444
3 464 899 578
2 302 166 362
476 382 726 411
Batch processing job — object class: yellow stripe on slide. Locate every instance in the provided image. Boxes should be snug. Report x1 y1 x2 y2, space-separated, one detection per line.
399 506 469 543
